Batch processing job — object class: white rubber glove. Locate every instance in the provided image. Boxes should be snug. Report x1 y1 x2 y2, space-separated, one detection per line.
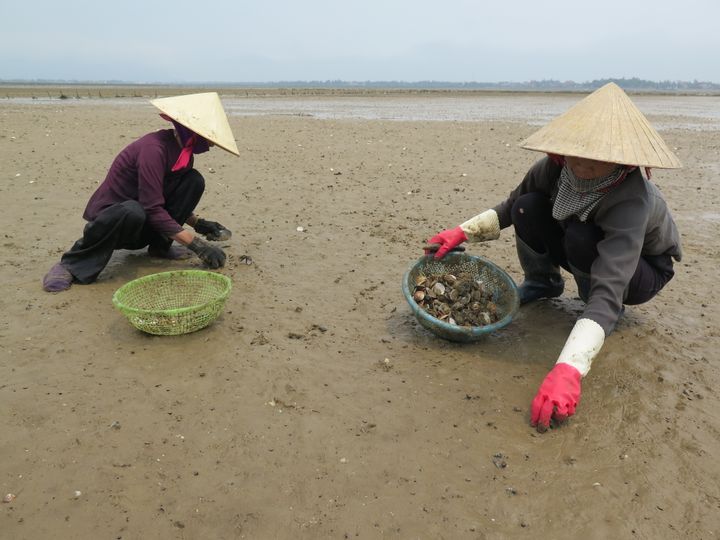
460 209 501 242
556 318 606 376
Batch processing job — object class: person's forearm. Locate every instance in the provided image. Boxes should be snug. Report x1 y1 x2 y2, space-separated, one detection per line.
556 318 605 376
460 209 501 242
171 229 195 246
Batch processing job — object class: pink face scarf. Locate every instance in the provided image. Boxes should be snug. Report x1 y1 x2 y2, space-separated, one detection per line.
160 114 211 172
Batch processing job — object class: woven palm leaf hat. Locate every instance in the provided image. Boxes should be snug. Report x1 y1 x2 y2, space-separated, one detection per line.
150 92 240 156
520 82 681 169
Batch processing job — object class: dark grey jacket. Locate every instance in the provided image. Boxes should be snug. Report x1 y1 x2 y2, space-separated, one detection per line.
493 156 681 335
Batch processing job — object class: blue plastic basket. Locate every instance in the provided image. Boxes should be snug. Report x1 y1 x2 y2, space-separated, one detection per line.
402 253 519 342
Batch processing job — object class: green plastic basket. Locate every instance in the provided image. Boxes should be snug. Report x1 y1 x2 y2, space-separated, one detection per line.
402 253 519 342
112 270 232 335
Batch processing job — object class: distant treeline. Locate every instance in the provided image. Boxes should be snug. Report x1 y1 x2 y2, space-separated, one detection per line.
2 77 719 93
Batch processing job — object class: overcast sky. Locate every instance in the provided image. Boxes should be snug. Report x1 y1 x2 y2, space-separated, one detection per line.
2 0 717 83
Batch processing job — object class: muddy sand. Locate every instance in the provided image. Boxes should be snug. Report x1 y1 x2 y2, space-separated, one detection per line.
1 93 719 539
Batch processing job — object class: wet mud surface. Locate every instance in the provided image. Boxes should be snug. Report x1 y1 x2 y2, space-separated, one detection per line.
1 94 719 538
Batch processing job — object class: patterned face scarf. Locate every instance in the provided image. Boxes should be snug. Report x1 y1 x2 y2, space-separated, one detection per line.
552 163 629 222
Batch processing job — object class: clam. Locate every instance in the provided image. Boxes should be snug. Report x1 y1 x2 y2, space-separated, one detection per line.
413 290 426 302
431 282 446 296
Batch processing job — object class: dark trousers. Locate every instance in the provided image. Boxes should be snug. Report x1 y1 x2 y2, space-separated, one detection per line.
61 169 205 284
510 192 674 305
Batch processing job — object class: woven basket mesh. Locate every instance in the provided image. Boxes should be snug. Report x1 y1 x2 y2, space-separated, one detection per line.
402 253 519 342
112 270 232 335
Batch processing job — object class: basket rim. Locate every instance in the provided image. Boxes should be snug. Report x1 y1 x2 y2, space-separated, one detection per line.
402 253 519 338
112 269 232 316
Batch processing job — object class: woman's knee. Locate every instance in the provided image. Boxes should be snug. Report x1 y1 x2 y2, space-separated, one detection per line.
564 222 602 271
511 192 551 226
94 200 145 228
183 169 206 197
120 200 146 229
80 200 145 246
624 258 674 305
511 192 562 254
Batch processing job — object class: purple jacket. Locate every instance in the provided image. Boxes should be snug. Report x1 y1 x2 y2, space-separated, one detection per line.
83 129 192 236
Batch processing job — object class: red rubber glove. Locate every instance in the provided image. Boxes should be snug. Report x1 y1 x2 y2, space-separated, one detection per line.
427 226 468 259
530 363 582 432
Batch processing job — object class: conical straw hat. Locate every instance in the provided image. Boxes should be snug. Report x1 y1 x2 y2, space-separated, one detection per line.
520 83 681 169
150 92 239 156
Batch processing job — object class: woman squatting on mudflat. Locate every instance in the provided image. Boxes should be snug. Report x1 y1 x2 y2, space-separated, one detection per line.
429 83 682 432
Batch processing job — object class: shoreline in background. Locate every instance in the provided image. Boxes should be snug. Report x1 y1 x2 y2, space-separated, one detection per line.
2 83 720 99
4 86 719 130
